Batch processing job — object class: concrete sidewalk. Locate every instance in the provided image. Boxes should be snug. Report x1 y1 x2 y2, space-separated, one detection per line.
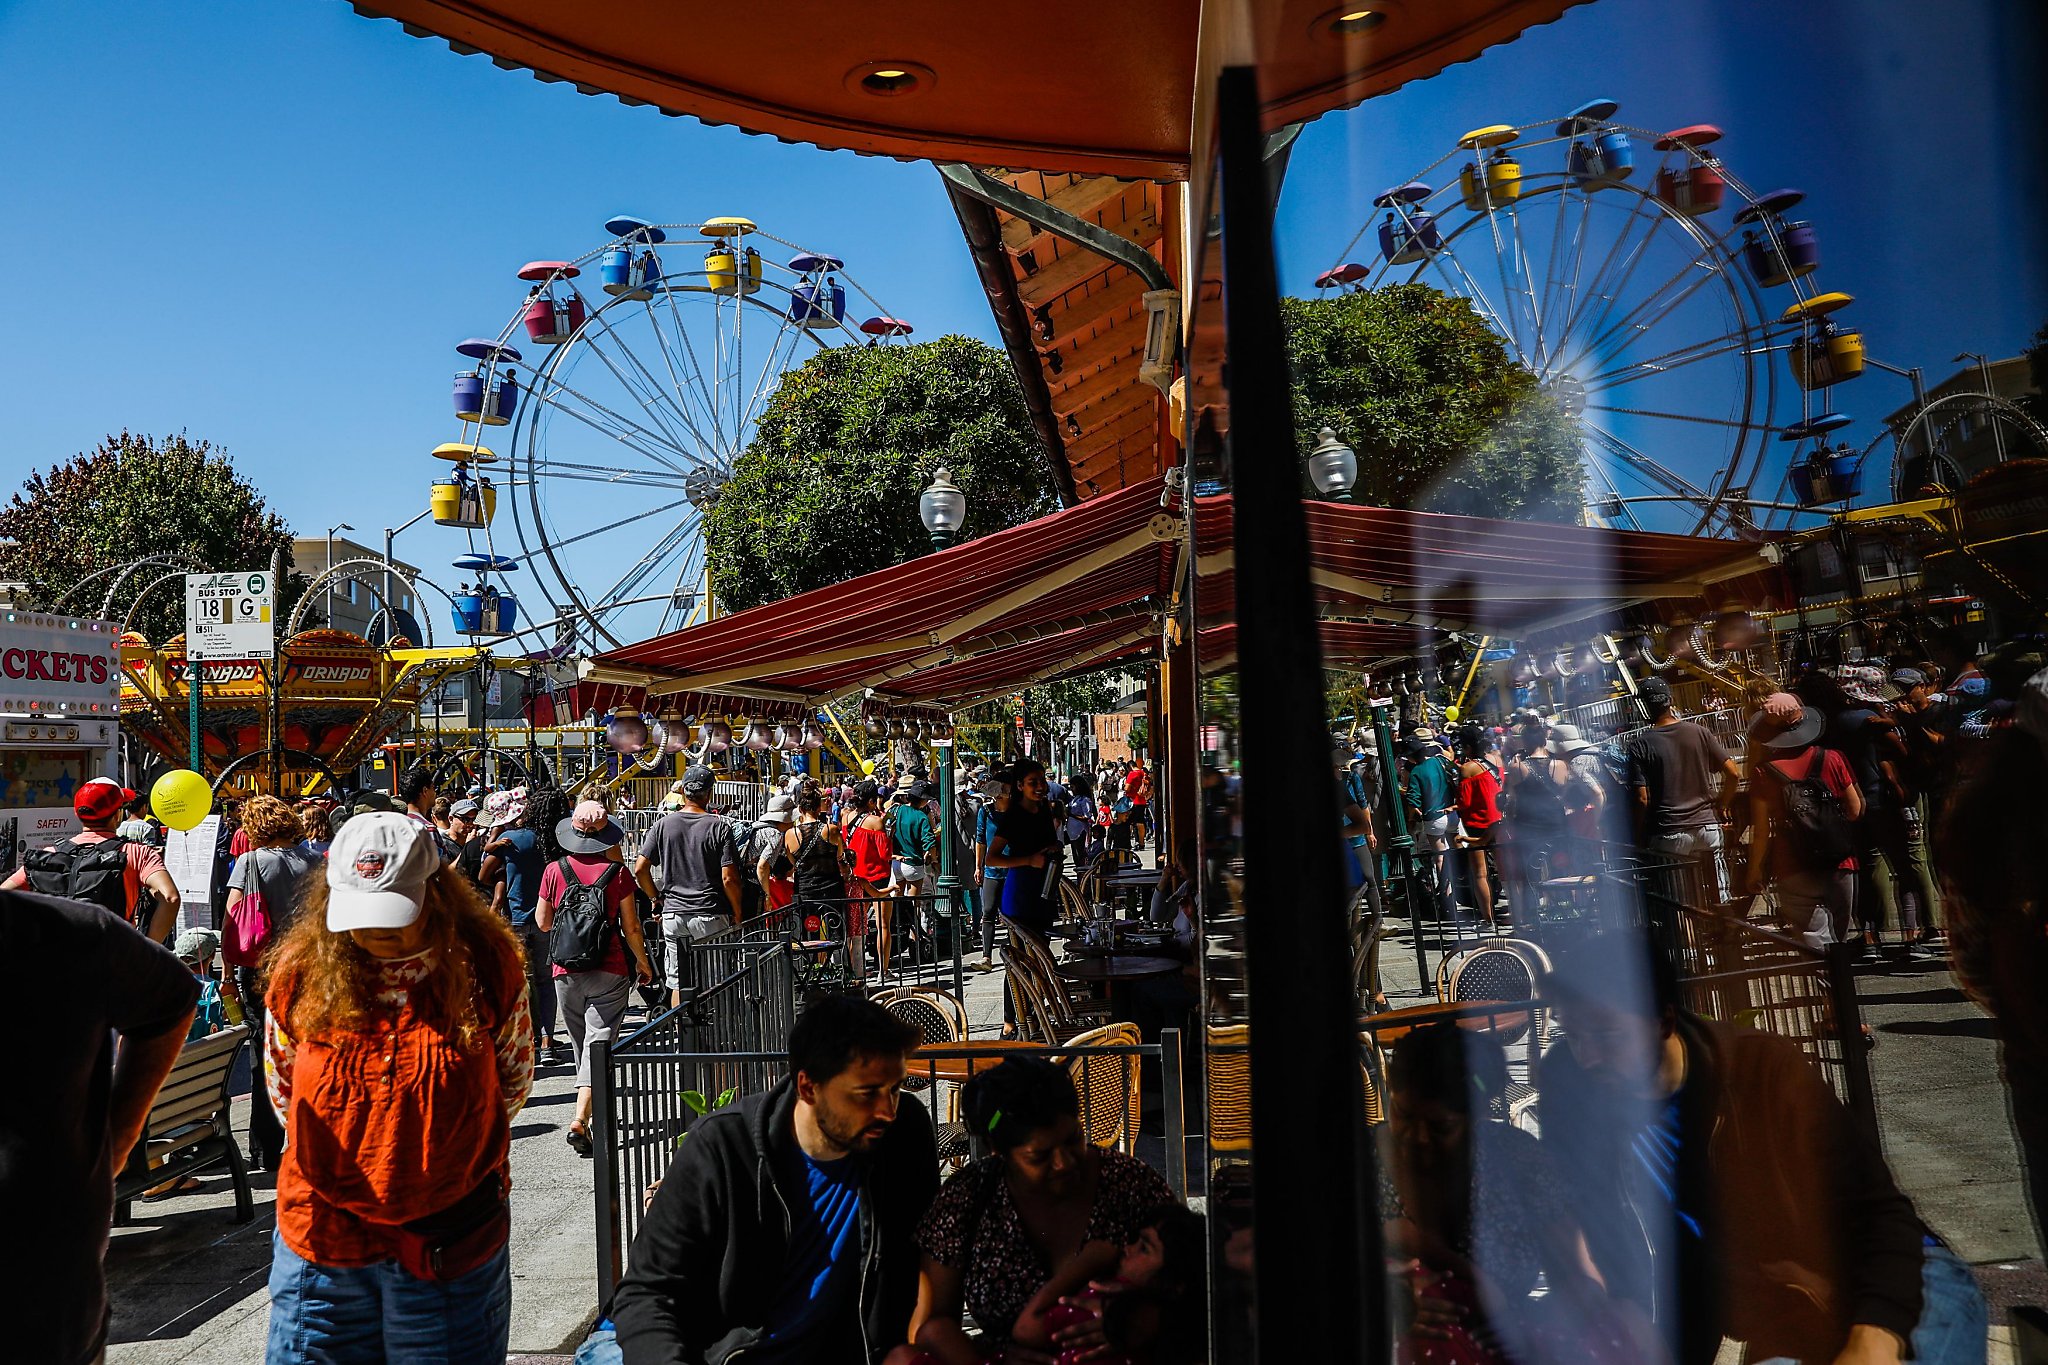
105 1051 601 1363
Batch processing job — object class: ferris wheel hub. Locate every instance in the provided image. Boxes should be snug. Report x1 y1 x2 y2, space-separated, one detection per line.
1545 373 1588 420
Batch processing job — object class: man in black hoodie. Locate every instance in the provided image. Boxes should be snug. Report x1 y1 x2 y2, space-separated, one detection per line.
613 995 939 1364
1540 933 1984 1365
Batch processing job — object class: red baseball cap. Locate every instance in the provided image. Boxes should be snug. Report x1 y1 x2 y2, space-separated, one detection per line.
76 777 138 825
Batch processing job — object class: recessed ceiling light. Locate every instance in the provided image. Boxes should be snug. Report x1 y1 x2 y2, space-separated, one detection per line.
1331 8 1384 34
846 61 933 98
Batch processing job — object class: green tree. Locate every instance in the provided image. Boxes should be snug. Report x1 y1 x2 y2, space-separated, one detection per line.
1282 285 1584 522
1125 717 1149 755
703 336 1060 612
0 432 298 644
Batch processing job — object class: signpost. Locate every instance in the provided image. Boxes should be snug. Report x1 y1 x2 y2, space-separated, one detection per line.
184 571 275 772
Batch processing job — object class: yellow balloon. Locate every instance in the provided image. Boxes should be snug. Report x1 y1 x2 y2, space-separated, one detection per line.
151 769 214 832
860 758 877 776
1443 704 1461 724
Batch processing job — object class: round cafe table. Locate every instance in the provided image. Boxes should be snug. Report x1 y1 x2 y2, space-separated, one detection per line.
1054 954 1182 984
909 1039 1050 1085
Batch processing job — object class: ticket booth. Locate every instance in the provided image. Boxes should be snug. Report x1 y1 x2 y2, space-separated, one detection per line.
0 611 123 875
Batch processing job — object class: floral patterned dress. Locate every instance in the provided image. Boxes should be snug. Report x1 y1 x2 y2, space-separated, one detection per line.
916 1150 1176 1342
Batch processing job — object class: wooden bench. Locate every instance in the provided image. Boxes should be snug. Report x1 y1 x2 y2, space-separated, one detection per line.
114 1024 254 1225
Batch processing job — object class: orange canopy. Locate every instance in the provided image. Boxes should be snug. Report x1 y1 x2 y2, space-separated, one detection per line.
347 0 1590 180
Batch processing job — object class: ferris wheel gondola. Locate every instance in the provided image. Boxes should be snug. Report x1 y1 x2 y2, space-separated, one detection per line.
428 216 911 651
1320 101 1866 537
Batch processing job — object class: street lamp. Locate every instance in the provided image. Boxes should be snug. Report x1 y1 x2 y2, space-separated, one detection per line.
919 467 967 551
381 507 435 645
1306 427 1358 501
1952 351 2008 463
325 522 354 626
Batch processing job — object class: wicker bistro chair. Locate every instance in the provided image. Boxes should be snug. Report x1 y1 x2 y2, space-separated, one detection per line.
1007 950 1104 1045
877 986 974 1165
1057 1022 1142 1153
1206 1023 1252 1152
1007 925 1113 1026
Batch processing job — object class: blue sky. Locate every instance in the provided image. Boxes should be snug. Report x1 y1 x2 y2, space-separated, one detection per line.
3 0 2041 556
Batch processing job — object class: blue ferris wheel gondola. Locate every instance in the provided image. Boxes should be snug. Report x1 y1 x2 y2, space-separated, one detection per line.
787 252 844 273
453 553 521 574
603 216 668 243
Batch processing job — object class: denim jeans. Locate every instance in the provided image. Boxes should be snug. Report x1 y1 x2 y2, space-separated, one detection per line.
515 924 558 1044
265 1229 510 1364
1751 1242 1986 1365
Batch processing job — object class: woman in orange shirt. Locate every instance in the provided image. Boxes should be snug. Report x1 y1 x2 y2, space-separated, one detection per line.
263 812 533 1364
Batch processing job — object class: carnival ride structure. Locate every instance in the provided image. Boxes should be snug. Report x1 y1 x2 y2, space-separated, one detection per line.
429 214 912 655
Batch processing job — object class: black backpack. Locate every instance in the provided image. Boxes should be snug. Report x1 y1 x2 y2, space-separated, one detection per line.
548 859 618 971
1766 754 1857 871
24 836 130 920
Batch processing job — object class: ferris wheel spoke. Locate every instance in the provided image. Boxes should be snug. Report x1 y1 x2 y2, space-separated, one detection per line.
653 538 707 636
1585 403 1766 431
1565 238 1723 375
1552 190 1656 355
527 375 706 475
574 307 704 455
1542 189 1603 371
1476 203 1533 364
739 308 809 439
583 513 701 619
1583 325 1773 391
521 497 693 559
1552 208 1673 373
1582 425 1715 504
635 295 729 459
657 286 736 459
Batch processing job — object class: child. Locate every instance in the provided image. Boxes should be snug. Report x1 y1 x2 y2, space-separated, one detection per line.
173 928 230 1040
1015 1203 1207 1365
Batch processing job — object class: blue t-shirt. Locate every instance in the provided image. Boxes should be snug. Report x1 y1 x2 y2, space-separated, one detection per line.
498 828 545 927
186 979 227 1043
975 806 1008 883
755 1149 864 1359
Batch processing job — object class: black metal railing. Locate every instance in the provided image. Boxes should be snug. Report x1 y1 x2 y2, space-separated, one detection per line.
589 942 799 1300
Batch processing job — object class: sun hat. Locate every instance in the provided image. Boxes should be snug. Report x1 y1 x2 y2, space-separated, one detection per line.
174 927 220 966
555 799 623 854
760 793 797 827
75 777 137 826
1749 691 1824 751
895 772 918 790
482 788 523 830
681 764 716 796
326 812 440 931
1548 723 1594 756
1835 664 1888 706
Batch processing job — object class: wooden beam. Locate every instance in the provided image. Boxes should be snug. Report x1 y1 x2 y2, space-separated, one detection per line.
1015 223 1161 309
1041 319 1144 374
1049 352 1148 415
1064 404 1158 462
998 177 1141 251
1038 271 1149 330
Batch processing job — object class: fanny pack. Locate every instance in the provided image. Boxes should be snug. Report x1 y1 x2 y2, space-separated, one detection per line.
390 1173 508 1282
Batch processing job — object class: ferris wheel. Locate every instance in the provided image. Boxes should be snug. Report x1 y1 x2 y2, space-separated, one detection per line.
428 214 912 651
1318 99 1868 537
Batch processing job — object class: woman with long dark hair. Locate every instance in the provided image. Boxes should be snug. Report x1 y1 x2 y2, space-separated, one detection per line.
262 812 532 1362
785 779 858 975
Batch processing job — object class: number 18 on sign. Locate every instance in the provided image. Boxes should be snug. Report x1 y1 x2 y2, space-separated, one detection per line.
183 572 274 770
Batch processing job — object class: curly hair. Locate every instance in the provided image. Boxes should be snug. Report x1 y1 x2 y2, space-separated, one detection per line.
240 794 303 849
267 866 523 1053
524 785 573 863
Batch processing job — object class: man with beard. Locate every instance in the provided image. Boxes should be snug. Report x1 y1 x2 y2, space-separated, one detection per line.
612 995 939 1363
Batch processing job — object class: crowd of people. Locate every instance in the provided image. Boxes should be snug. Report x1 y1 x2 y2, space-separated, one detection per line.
1331 638 2011 969
14 624 2048 1364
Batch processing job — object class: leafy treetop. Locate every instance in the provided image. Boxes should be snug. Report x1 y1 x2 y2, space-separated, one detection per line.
702 336 1060 613
1283 285 1585 523
0 431 298 644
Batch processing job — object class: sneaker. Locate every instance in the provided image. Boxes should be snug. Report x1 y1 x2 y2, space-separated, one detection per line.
1903 943 1943 964
976 957 994 973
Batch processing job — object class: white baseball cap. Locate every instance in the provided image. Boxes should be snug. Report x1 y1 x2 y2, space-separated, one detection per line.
326 811 439 931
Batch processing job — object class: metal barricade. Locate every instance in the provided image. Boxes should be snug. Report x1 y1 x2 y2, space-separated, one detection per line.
590 942 799 1300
